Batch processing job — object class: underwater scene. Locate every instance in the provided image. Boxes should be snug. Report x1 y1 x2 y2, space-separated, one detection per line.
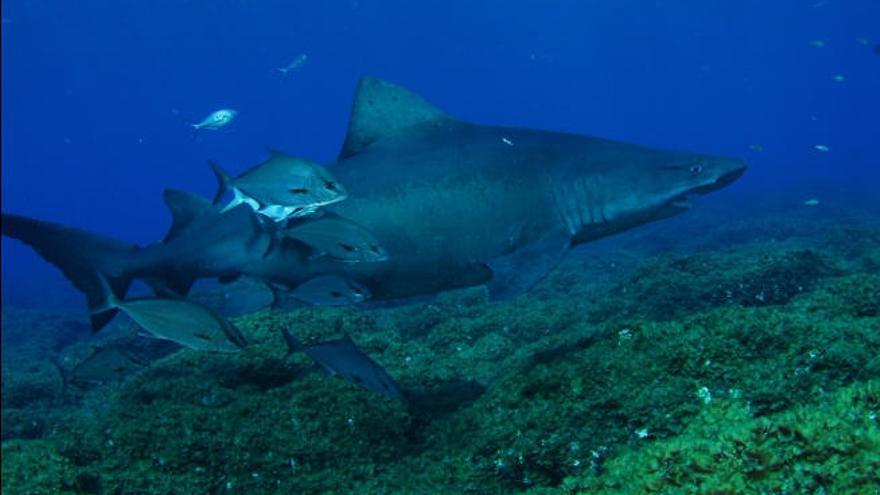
1 1 878 494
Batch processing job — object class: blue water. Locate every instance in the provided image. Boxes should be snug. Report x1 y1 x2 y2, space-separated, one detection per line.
2 0 878 305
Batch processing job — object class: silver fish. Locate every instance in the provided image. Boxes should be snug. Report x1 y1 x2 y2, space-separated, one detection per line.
285 215 389 263
276 54 308 78
210 149 347 222
97 275 247 352
281 329 401 397
192 109 237 138
289 275 370 306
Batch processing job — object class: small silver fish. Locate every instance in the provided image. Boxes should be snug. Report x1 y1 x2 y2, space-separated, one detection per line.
285 215 389 263
289 275 370 306
192 109 237 138
277 54 308 79
211 149 347 222
281 329 401 397
97 275 247 352
53 345 147 388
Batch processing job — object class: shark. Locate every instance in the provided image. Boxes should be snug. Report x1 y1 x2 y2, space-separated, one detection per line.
1 77 745 330
321 78 746 300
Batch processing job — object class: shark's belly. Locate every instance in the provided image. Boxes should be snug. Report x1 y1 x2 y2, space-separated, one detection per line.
327 157 561 299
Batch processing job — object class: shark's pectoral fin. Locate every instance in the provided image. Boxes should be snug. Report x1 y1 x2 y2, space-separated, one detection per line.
484 232 571 301
338 77 450 160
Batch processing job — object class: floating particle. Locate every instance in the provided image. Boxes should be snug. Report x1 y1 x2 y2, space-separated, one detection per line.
831 74 846 82
501 137 514 146
804 198 820 206
814 144 830 152
807 39 825 48
747 144 764 152
855 37 869 46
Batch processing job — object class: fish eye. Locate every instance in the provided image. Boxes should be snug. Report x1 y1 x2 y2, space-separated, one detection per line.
689 164 703 175
323 180 337 191
330 291 343 298
368 244 382 253
338 242 356 252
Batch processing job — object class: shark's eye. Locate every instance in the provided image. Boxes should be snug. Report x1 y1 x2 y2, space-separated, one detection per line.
338 242 356 252
368 244 382 254
323 180 338 191
689 165 704 175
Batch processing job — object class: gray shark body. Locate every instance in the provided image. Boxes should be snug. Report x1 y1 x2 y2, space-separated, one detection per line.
323 78 746 300
1 77 745 329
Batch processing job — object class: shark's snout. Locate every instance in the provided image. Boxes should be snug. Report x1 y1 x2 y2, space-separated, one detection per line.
714 160 747 189
693 158 747 195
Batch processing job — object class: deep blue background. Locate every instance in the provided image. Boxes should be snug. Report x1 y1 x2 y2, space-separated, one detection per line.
2 0 878 307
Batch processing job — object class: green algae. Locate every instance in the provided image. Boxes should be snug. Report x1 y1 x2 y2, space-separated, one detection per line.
1 439 78 494
2 220 879 494
569 380 880 494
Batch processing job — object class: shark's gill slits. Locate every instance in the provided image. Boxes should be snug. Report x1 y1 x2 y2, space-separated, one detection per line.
553 176 604 236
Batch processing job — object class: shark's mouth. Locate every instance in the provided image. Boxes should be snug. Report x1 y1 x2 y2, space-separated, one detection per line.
691 166 747 195
666 164 746 213
670 165 747 210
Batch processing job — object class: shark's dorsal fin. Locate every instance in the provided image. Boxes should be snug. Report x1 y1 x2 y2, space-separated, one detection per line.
339 77 449 160
162 189 213 242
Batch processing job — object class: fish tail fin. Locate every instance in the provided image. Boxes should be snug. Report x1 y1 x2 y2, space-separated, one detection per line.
1 213 137 331
280 328 302 358
92 270 122 314
209 160 232 205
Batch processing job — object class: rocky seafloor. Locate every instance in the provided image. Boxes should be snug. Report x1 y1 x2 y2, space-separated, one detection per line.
2 195 879 494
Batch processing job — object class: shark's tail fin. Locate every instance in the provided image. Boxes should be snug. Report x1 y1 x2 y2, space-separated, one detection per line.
280 328 303 358
209 160 233 205
1 213 138 331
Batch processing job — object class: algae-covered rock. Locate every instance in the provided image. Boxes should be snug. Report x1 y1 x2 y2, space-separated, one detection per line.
1 439 78 494
591 247 841 322
82 345 412 493
1 408 46 440
571 380 880 494
2 215 879 494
